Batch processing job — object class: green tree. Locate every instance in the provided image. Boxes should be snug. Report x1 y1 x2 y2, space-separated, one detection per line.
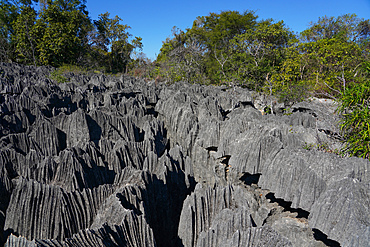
156 11 260 84
269 42 312 103
0 0 23 62
301 14 364 42
285 38 361 98
156 26 207 83
32 0 92 66
301 14 370 61
271 14 368 103
156 11 295 87
231 19 293 90
188 10 258 83
13 5 38 65
91 12 142 72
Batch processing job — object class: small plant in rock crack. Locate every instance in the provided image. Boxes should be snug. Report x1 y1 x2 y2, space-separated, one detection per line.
283 107 293 116
264 106 272 114
303 142 343 156
303 142 316 150
288 126 297 133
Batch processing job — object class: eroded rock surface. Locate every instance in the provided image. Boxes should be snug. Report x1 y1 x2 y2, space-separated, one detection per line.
0 63 369 247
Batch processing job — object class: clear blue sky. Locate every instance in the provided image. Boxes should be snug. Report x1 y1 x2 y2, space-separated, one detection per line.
86 0 370 60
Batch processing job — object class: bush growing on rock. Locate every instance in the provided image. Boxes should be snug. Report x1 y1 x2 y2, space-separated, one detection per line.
339 62 370 159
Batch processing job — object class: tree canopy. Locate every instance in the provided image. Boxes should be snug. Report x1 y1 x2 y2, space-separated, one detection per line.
0 4 369 158
156 11 294 87
0 0 142 72
152 12 370 159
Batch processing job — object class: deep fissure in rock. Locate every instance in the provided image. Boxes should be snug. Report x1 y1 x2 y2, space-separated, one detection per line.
240 172 261 186
312 228 341 247
145 103 158 117
266 192 310 219
1 64 366 247
205 146 218 152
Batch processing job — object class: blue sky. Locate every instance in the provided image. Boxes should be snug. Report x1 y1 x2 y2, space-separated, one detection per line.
86 0 370 60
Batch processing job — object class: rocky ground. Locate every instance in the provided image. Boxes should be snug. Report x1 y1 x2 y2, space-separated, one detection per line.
0 63 369 247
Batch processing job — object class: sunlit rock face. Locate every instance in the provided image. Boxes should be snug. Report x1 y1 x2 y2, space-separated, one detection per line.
0 63 368 247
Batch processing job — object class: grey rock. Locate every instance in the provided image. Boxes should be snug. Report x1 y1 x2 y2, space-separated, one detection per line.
5 234 36 247
197 226 293 247
4 177 115 240
156 81 368 246
1 63 369 247
178 184 267 245
5 213 156 247
309 178 370 246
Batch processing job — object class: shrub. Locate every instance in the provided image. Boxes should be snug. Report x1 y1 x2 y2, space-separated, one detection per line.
338 64 370 159
49 69 68 83
49 64 87 83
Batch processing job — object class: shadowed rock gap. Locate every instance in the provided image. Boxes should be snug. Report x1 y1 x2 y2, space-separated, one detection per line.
56 129 67 152
86 114 102 147
1 64 368 247
117 193 143 216
240 172 261 186
221 109 231 119
266 192 310 219
219 155 230 165
146 103 158 117
142 171 196 247
205 146 218 152
312 228 341 247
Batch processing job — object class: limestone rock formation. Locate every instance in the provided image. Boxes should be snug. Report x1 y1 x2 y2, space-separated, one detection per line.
0 63 369 247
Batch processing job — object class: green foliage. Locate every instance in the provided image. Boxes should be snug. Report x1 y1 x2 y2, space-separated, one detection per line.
156 26 209 84
231 19 293 90
156 11 293 87
49 64 88 83
0 0 19 62
35 0 92 66
8 0 92 66
49 69 68 83
301 14 369 43
13 5 38 65
90 12 142 73
271 36 364 102
188 10 258 83
1 0 142 72
276 80 311 103
338 63 370 159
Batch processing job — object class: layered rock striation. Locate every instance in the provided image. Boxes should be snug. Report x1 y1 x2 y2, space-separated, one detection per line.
0 63 368 247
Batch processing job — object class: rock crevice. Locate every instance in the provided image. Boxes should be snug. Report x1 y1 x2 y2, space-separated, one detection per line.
0 63 368 247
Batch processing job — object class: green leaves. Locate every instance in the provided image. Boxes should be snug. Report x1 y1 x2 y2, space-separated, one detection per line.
0 0 19 62
338 73 370 159
9 0 92 66
13 5 37 65
1 0 141 72
301 14 364 42
156 11 294 86
35 1 91 66
91 12 142 73
231 19 292 89
271 37 364 103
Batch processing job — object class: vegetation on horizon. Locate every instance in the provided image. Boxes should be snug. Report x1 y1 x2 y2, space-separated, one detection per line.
0 0 142 73
1 2 369 159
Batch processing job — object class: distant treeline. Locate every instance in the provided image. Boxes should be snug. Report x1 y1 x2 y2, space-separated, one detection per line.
149 11 370 159
1 2 369 158
0 0 142 73
153 11 369 100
